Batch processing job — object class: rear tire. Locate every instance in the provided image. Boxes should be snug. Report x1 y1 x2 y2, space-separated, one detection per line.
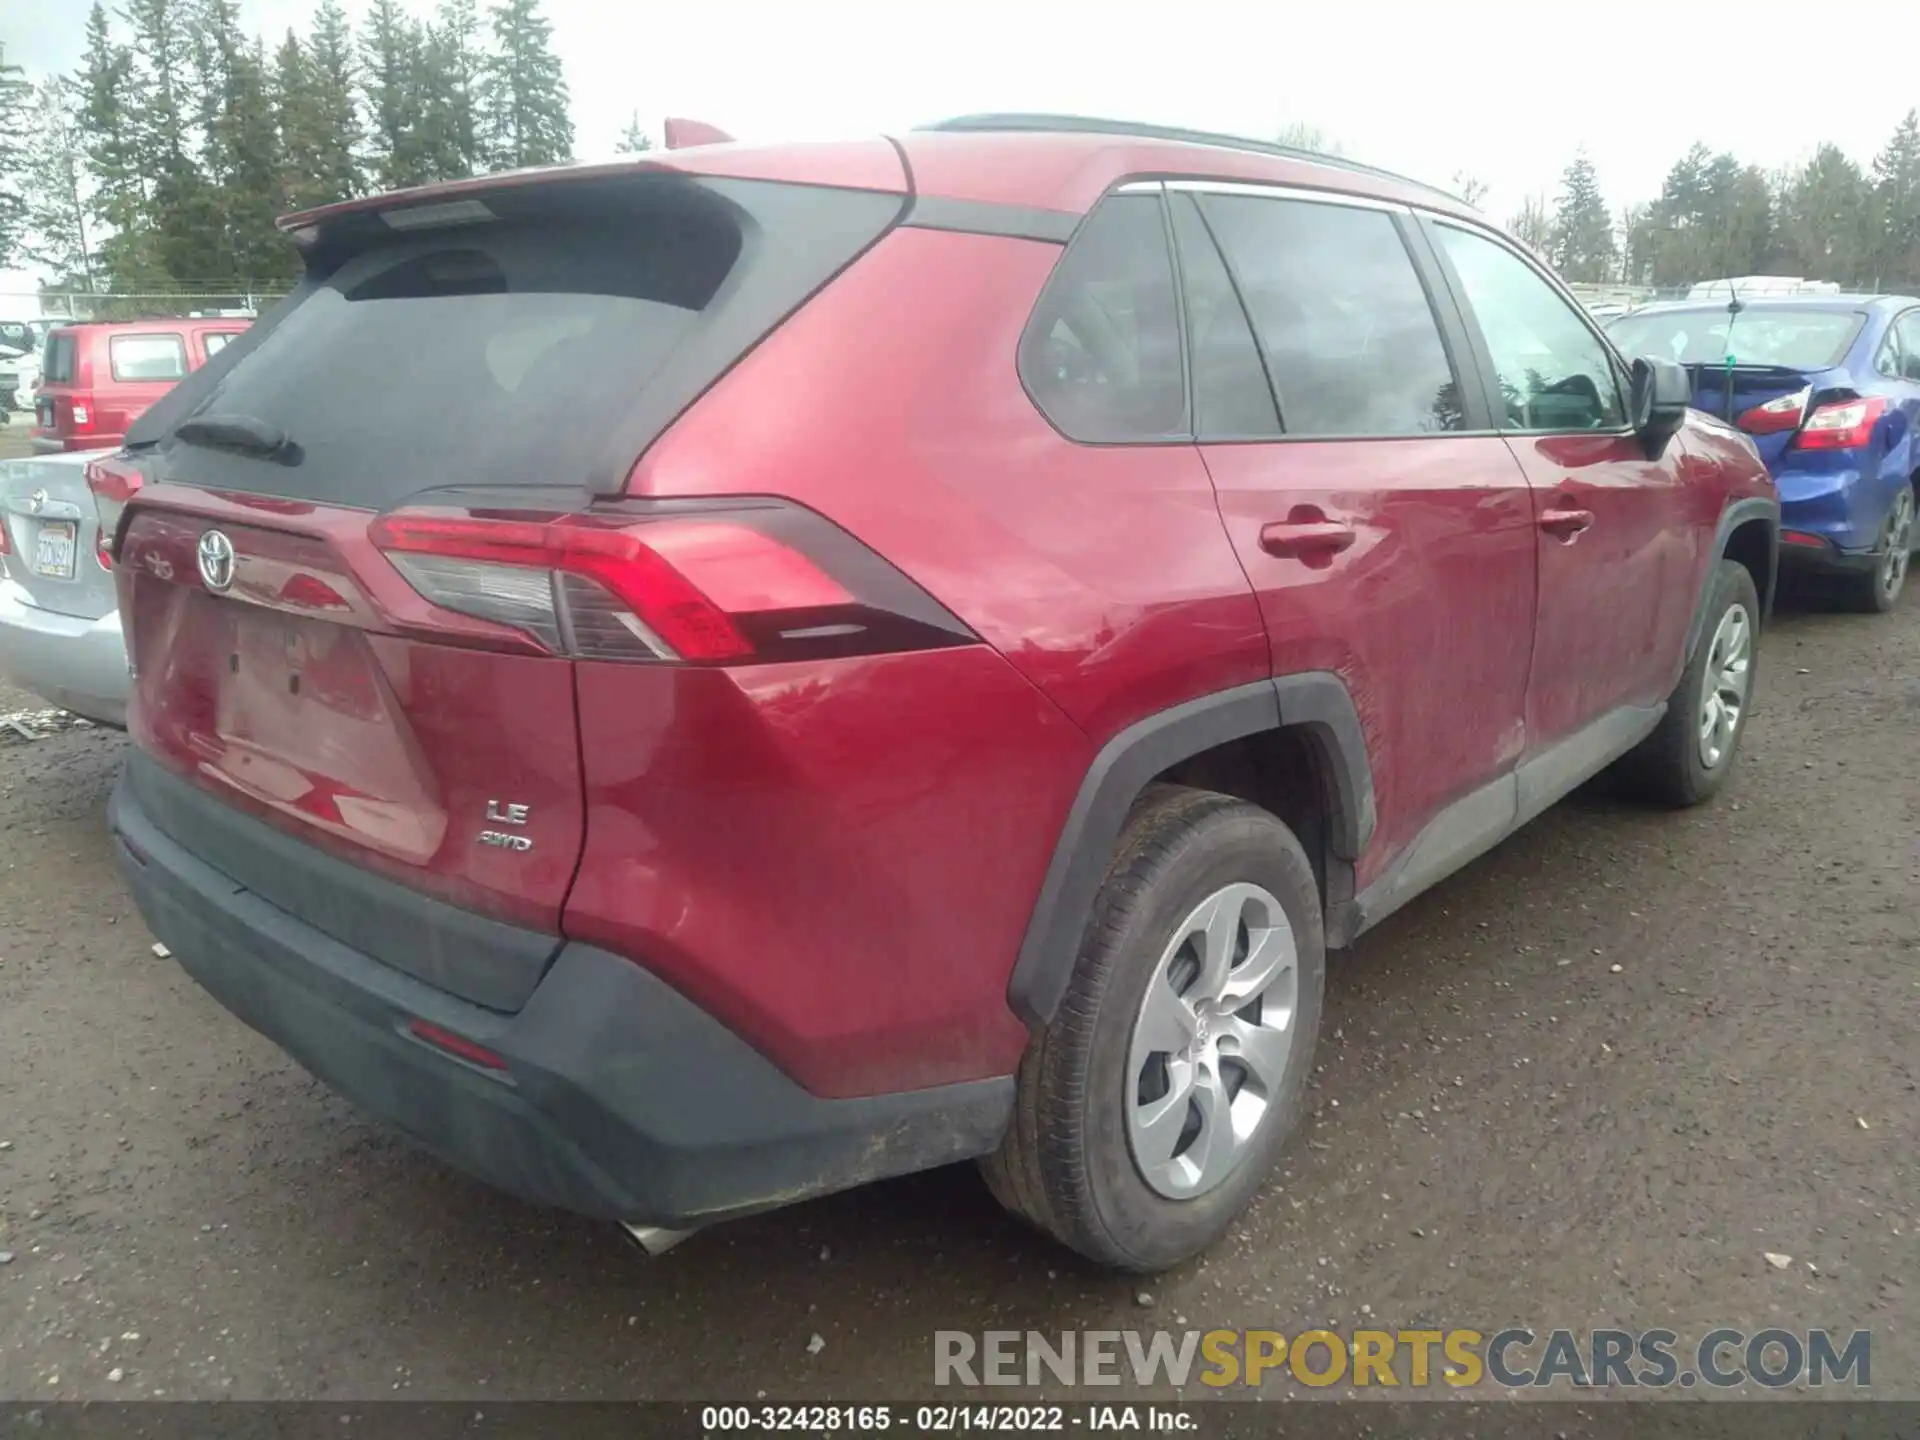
1842 483 1914 613
982 785 1325 1272
1613 559 1760 808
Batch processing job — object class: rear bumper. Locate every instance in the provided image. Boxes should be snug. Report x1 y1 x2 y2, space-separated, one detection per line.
109 766 1012 1227
1776 537 1880 576
30 434 119 455
0 577 127 726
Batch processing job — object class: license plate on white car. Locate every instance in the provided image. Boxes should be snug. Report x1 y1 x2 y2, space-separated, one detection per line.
33 520 77 580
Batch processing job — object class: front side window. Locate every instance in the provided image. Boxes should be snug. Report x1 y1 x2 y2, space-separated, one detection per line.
203 332 240 358
109 334 188 383
1435 224 1625 432
1020 194 1187 442
1201 194 1463 436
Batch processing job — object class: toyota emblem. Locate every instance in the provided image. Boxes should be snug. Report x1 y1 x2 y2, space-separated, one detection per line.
196 529 237 592
26 488 47 513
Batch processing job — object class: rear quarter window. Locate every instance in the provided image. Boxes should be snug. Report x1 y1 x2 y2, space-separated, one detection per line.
1019 193 1188 443
43 333 76 384
110 334 189 383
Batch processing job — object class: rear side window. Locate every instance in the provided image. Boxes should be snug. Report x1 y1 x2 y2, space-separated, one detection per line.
43 333 76 383
1169 193 1279 438
110 334 189 382
1201 195 1463 436
1020 194 1187 442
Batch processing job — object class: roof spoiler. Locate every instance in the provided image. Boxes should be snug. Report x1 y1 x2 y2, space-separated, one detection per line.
664 118 736 150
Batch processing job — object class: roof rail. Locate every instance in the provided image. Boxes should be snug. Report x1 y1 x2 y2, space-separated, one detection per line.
916 113 1456 203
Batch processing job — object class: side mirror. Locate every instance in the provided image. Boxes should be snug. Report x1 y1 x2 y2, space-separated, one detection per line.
1629 356 1691 457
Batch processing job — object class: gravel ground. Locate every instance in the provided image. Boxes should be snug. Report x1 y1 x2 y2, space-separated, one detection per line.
0 559 1913 1405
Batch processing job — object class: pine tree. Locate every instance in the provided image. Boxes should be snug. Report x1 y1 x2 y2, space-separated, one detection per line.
275 31 319 209
362 0 429 190
123 0 216 285
416 0 485 180
615 111 652 155
20 78 95 287
0 43 31 266
184 0 245 280
75 3 164 288
306 0 363 200
1872 109 1920 290
1779 145 1874 286
481 0 573 171
1550 150 1615 283
214 37 292 282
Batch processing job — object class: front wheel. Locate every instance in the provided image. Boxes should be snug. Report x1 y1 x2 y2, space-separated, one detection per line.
1844 484 1914 613
1613 559 1761 807
982 785 1325 1272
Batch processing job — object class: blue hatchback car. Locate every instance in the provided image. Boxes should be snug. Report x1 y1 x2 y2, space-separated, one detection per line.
1608 295 1918 611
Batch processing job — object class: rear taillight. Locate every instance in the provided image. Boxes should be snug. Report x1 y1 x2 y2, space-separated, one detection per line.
368 501 976 665
1736 386 1811 435
85 455 145 567
1793 396 1886 450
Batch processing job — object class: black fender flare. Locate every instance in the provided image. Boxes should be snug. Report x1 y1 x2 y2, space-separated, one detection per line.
1007 673 1374 1026
1684 495 1780 661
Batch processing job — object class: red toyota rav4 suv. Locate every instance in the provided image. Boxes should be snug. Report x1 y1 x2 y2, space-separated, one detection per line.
98 117 1777 1271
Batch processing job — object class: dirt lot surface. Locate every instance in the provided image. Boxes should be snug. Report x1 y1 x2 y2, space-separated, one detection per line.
0 439 1913 1404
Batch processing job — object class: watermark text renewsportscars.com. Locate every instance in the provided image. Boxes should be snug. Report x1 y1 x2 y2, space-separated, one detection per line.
934 1327 1871 1390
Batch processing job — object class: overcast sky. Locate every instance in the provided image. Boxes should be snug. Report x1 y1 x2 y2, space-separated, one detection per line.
7 0 1916 226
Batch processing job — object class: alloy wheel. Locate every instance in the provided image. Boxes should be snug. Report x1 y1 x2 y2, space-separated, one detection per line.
1126 882 1298 1200
1879 487 1914 604
1697 602 1753 770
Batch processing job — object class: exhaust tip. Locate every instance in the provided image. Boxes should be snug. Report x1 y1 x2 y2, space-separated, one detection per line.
621 1222 697 1257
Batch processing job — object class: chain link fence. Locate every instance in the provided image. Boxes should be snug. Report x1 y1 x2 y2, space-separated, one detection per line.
2 289 287 324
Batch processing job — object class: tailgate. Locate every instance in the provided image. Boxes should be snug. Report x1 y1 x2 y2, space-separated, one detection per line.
109 164 906 1010
118 499 583 1010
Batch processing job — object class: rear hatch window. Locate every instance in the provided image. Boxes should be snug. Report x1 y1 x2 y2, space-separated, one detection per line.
134 173 905 505
1607 307 1862 370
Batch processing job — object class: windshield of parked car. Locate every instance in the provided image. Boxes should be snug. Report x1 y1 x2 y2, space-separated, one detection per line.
1607 306 1864 370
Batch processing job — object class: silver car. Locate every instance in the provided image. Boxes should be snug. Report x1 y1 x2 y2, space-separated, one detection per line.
0 450 128 726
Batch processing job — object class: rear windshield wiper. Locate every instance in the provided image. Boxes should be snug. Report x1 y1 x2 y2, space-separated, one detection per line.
172 414 304 466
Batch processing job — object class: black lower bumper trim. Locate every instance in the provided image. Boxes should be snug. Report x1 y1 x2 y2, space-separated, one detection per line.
110 769 1013 1226
1777 543 1878 576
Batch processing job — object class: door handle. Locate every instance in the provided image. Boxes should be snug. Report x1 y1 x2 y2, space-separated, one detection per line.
1539 507 1595 541
1259 519 1356 560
